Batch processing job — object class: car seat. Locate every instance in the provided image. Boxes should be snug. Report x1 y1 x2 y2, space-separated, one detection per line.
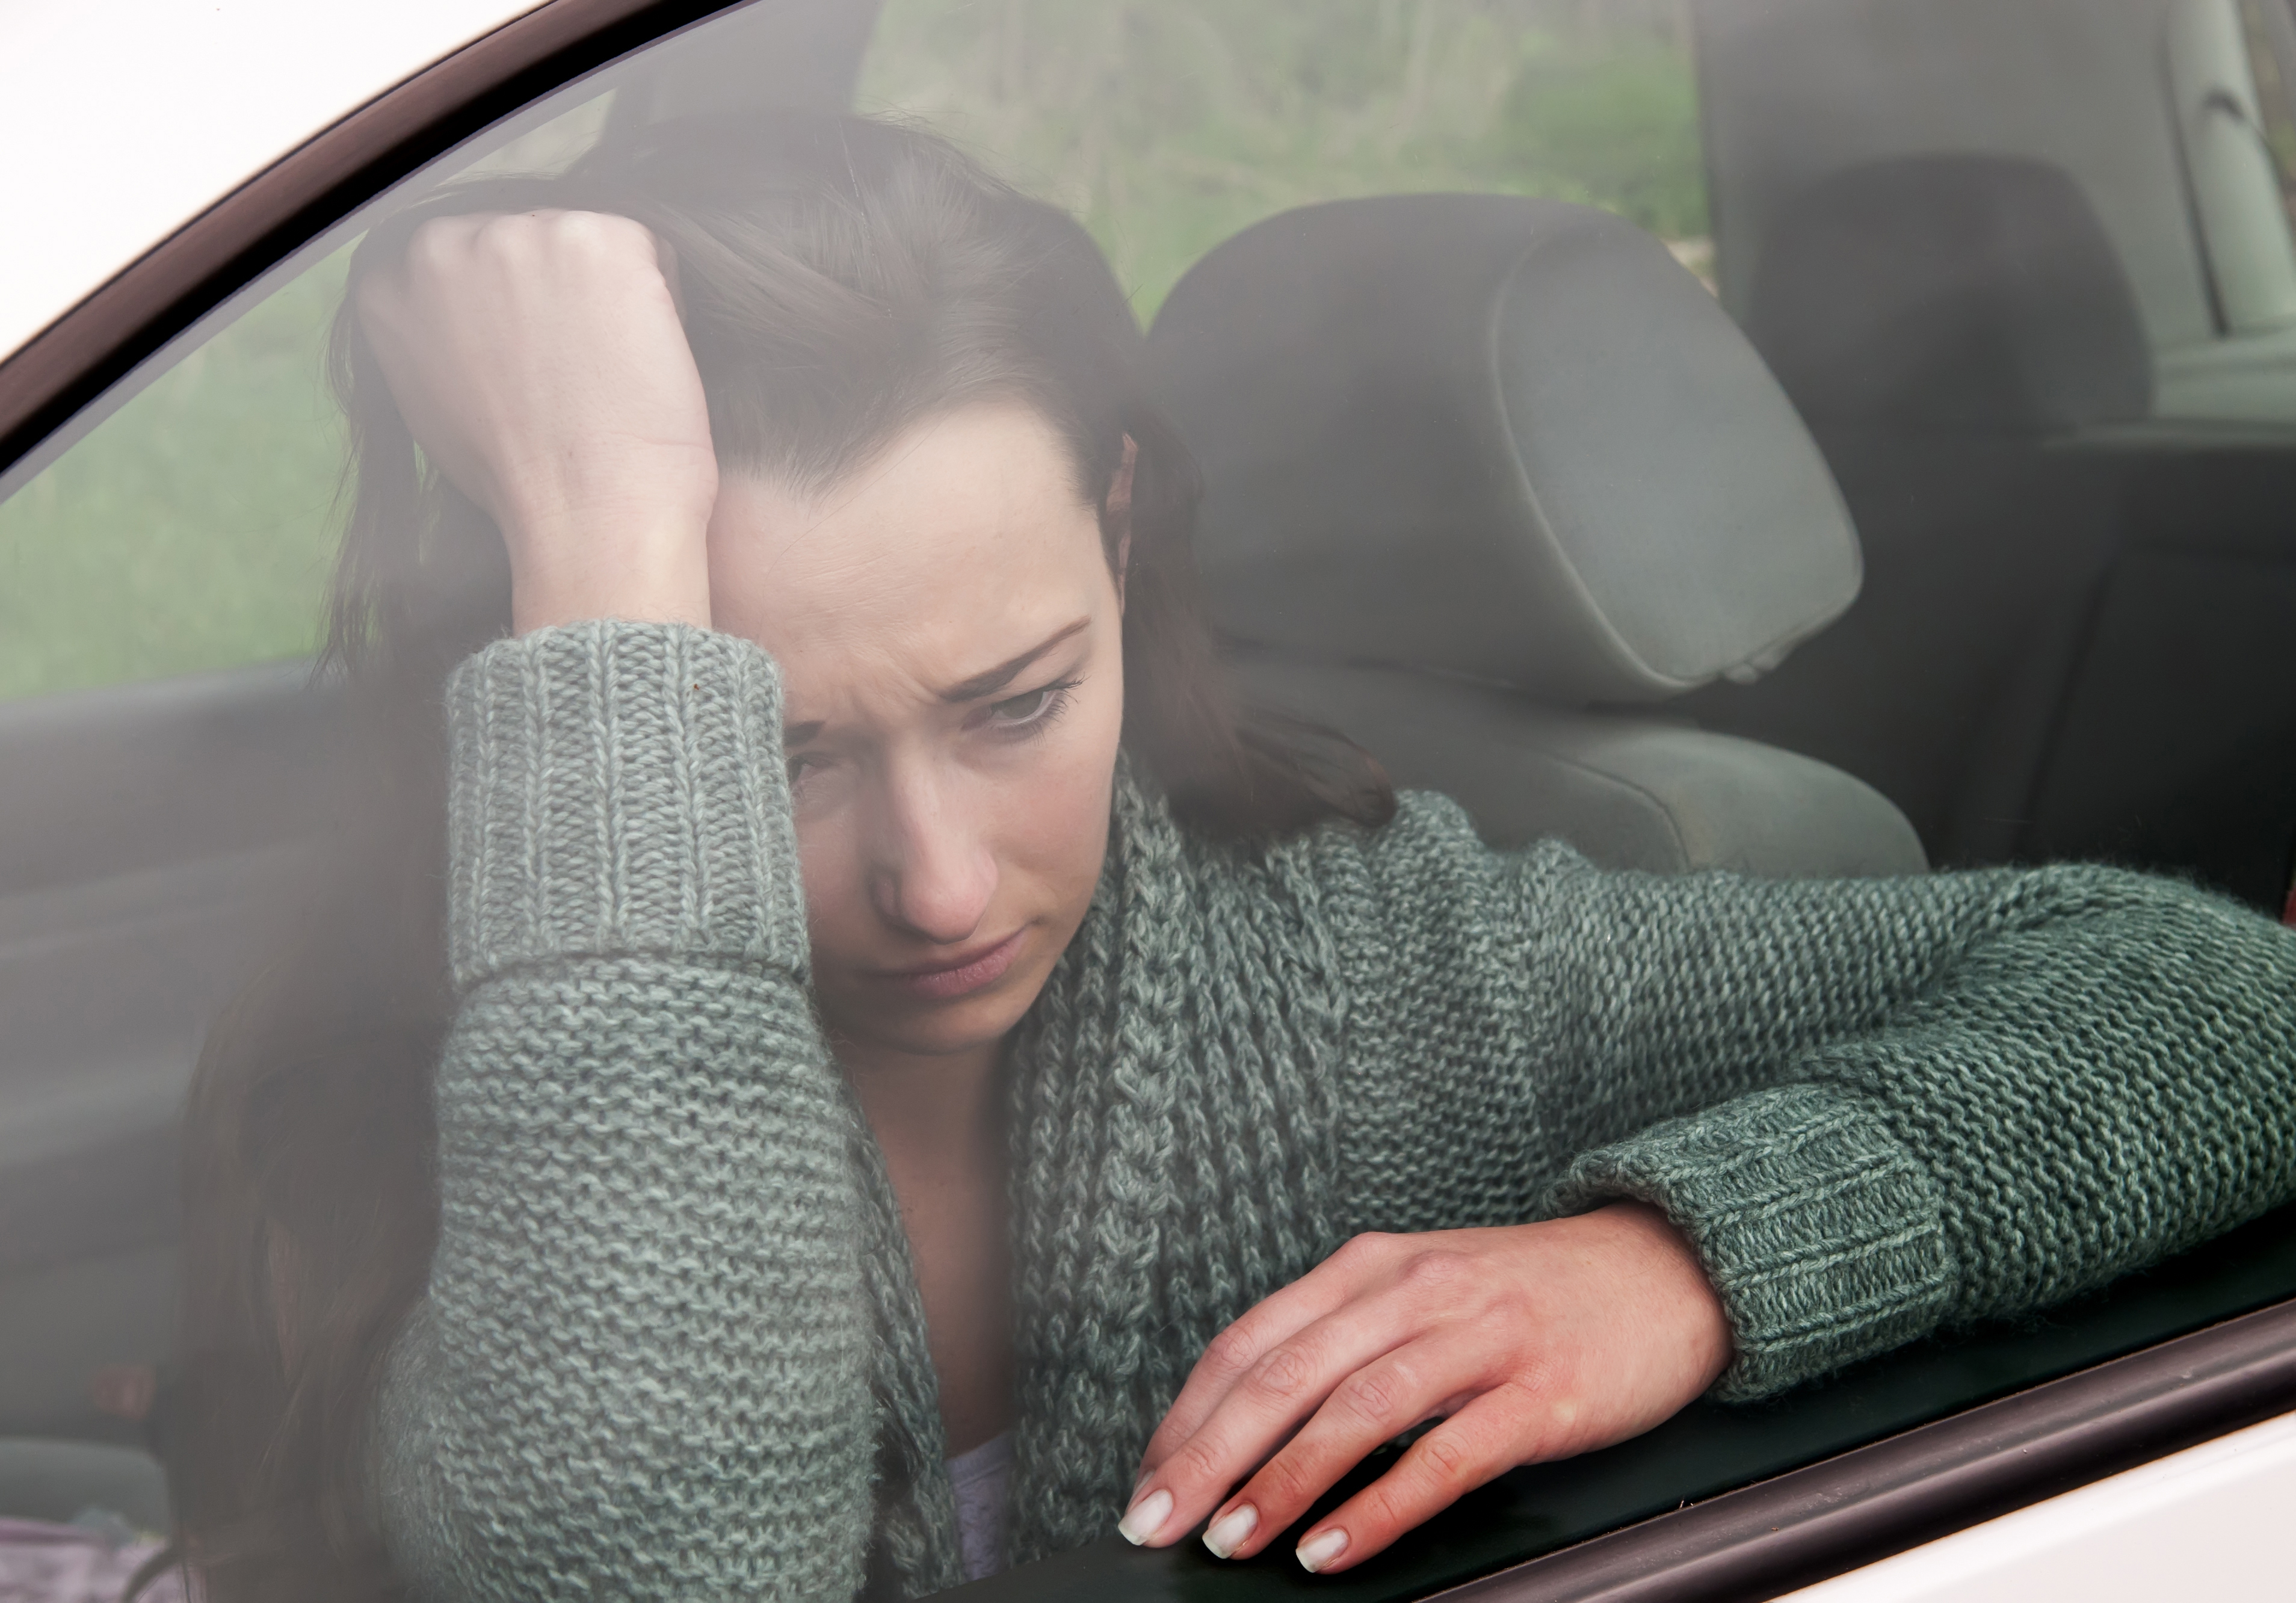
0 1437 168 1531
1694 154 2296 910
1143 194 1925 877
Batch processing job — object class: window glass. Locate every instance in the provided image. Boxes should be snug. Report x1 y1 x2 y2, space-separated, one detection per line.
0 97 611 703
861 0 1709 316
0 262 344 700
2166 0 2296 338
2238 0 2296 227
1 4 2293 1602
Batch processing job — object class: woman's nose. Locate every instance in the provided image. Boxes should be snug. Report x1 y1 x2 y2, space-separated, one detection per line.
868 769 998 944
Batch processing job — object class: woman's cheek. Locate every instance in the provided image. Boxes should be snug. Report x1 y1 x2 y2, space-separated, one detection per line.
1014 755 1114 898
1032 685 1125 903
794 810 868 964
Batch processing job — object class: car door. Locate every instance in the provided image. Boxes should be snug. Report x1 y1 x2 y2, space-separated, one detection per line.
2 2 2292 1600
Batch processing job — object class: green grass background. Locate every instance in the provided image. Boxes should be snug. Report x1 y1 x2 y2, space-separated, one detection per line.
0 0 1701 702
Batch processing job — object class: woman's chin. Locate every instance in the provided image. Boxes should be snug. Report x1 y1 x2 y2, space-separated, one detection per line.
816 965 1048 1063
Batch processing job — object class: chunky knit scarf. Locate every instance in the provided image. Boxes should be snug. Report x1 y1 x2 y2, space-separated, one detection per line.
375 622 2296 1602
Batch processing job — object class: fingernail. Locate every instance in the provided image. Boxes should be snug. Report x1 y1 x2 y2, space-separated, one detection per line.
1202 1504 1258 1560
1296 1527 1349 1573
1118 1487 1173 1546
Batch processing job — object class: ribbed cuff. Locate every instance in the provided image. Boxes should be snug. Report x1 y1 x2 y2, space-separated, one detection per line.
1552 1083 1957 1400
444 621 807 990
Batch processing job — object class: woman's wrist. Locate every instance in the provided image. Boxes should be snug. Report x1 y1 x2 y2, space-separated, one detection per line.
504 512 716 635
1585 1200 1734 1389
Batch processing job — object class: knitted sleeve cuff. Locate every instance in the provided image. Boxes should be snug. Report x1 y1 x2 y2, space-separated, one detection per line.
1551 1083 1958 1401
444 620 807 990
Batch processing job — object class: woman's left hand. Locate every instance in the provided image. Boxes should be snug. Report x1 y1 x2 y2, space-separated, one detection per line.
1118 1202 1732 1574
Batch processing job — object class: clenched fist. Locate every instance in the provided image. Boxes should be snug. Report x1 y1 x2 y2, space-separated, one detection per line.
356 209 718 634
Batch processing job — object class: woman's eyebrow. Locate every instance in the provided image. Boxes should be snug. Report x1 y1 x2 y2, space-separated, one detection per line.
937 618 1090 703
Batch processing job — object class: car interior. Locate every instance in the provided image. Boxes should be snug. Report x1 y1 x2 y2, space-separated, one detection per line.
3 0 2295 1595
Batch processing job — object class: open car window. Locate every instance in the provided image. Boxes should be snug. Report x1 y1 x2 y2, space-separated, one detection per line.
1 2 2292 1601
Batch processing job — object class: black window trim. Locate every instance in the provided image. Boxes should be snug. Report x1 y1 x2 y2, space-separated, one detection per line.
4 1 2295 1596
1436 1296 2296 1602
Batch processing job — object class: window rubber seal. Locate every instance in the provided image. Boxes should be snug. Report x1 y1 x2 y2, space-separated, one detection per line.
0 0 746 480
1431 1293 2296 1602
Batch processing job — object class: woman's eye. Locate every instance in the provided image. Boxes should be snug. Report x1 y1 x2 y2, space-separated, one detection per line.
786 752 827 789
986 680 1079 732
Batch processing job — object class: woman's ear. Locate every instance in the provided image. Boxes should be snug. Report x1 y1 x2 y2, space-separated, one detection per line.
1108 434 1137 612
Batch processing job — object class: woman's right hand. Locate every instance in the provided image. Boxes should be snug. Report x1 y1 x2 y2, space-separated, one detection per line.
356 209 718 634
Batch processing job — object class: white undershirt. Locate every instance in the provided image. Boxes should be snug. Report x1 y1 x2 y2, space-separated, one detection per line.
946 1430 1014 1582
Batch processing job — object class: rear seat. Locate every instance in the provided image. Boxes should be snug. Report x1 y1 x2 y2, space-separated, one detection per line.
0 1437 168 1532
1684 153 2296 909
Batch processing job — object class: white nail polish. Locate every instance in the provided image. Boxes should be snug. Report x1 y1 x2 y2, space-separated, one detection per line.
1296 1528 1348 1573
1117 1487 1173 1546
1202 1504 1258 1559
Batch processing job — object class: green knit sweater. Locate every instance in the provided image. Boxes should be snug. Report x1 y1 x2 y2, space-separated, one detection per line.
375 621 2296 1602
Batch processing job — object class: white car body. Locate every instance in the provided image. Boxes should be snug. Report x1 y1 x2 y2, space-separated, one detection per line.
1776 1409 2296 1602
0 0 537 365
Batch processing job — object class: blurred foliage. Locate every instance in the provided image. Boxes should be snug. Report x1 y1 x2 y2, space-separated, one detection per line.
1489 36 1706 241
0 256 348 700
861 0 1705 317
0 1 1702 702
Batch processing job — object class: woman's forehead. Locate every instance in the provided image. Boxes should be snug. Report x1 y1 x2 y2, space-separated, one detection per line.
709 403 1112 703
723 406 1093 576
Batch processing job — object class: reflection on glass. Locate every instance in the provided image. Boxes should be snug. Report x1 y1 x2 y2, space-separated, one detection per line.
863 0 1706 313
0 262 344 700
2 8 2295 1603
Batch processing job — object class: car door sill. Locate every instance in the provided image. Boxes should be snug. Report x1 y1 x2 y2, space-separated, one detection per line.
1434 1295 2296 1603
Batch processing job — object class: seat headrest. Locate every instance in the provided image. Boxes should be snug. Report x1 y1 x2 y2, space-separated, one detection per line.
1745 156 2153 433
1145 194 1861 706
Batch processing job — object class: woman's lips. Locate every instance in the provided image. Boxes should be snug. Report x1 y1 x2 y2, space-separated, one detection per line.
874 930 1027 1002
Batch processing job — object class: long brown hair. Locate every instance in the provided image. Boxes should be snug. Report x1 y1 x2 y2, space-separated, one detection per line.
171 110 1390 1601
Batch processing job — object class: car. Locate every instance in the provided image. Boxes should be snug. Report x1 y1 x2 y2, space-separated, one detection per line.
2 1 2294 1599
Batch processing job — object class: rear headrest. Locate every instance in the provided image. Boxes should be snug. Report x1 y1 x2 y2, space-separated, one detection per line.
1746 156 2153 433
1145 195 1862 706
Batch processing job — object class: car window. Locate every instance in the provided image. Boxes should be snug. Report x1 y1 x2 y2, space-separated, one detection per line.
0 98 612 705
2154 0 2296 417
2169 0 2296 336
861 0 1709 317
0 262 344 700
1 2 2293 1601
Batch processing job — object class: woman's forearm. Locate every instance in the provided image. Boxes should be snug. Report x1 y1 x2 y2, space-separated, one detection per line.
355 209 720 637
1560 862 2296 1395
375 622 880 1601
1342 794 2296 1398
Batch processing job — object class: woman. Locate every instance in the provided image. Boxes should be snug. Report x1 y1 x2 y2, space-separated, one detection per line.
176 111 2296 1602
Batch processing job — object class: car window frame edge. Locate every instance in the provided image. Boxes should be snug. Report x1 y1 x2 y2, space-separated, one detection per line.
0 0 749 481
1427 1296 2296 1603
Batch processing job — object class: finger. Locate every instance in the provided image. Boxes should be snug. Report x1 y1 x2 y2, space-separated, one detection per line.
1126 1277 1457 1548
1197 1331 1495 1562
1135 1279 1344 1478
358 214 487 337
403 211 492 284
1288 1388 1534 1575
1137 1233 1403 1478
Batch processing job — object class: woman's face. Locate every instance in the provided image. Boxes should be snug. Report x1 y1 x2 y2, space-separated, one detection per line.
708 401 1126 1061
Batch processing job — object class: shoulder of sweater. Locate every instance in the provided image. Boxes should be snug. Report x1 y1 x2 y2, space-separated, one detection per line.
1281 795 2262 951
1124 780 1591 949
1123 777 1555 881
